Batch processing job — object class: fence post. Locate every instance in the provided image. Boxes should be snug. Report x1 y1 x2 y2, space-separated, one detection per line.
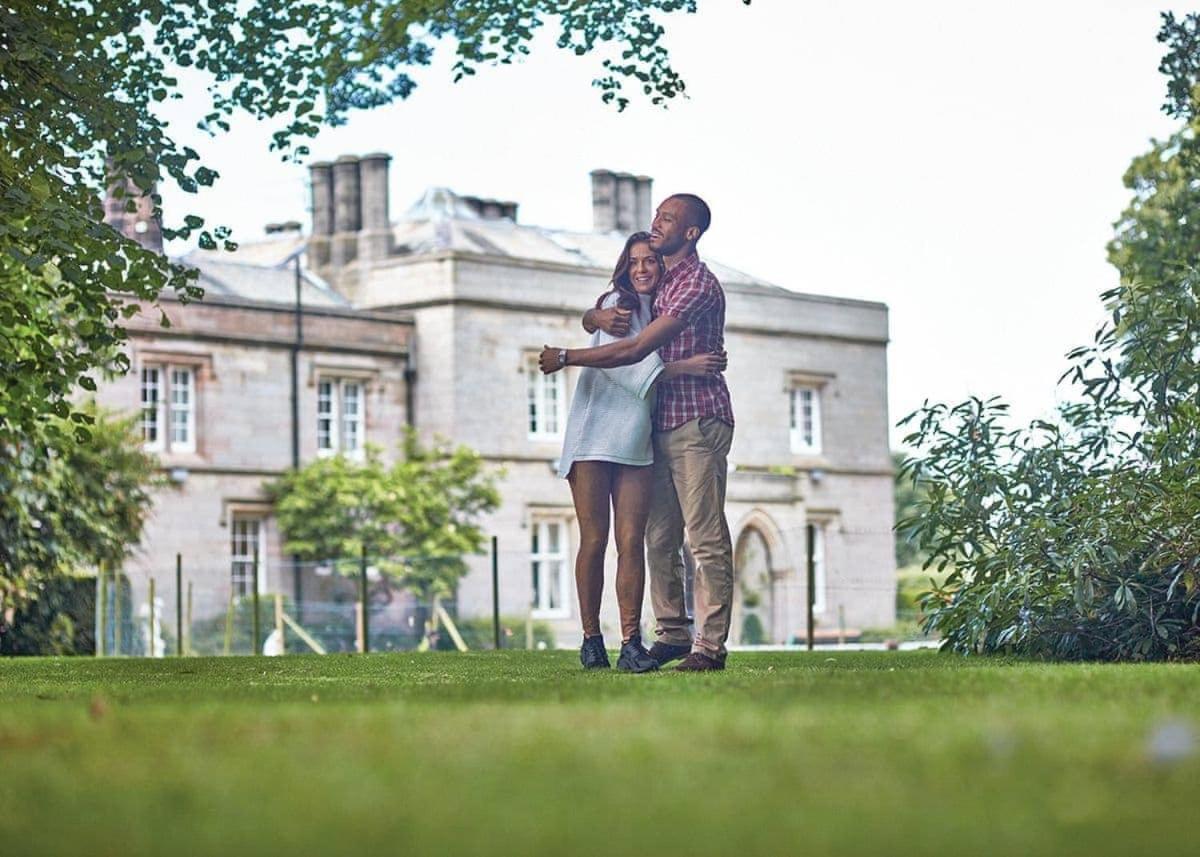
149 577 156 657
252 551 261 655
359 545 369 654
806 524 815 652
275 593 285 655
113 567 122 656
491 536 500 650
175 554 183 657
96 561 106 657
186 581 193 656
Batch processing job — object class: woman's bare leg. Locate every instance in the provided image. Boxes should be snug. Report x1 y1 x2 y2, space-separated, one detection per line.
611 463 654 643
567 461 614 639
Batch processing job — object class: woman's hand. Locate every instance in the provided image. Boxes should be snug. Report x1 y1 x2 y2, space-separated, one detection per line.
539 345 565 375
663 350 727 379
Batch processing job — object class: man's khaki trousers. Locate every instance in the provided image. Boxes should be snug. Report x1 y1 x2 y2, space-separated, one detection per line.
646 416 735 658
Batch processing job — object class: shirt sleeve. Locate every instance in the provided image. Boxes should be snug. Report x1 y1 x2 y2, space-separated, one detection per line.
656 270 717 324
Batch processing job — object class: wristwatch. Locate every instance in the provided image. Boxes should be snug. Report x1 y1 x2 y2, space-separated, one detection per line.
558 349 568 369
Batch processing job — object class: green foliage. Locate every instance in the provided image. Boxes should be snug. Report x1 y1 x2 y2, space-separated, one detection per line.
0 573 96 656
740 612 765 645
0 0 749 438
268 432 501 599
0 404 159 615
892 451 932 567
443 615 556 651
1108 13 1200 287
900 17 1200 661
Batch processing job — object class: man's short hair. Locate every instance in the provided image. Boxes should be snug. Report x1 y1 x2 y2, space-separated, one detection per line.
669 193 712 236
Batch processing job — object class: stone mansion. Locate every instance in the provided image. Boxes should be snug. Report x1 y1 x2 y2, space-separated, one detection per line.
98 154 895 647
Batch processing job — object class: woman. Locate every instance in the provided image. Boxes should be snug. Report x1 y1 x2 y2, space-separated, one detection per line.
558 232 725 672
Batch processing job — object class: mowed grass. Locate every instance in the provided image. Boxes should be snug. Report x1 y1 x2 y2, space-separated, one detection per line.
1 651 1197 856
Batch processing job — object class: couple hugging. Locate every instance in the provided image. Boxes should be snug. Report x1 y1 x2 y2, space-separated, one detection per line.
539 193 734 674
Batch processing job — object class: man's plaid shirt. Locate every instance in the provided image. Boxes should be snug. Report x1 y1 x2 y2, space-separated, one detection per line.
652 253 735 432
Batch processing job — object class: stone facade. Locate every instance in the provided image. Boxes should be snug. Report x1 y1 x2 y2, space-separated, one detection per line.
100 159 895 649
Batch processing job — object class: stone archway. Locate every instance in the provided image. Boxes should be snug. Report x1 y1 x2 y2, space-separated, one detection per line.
732 526 773 645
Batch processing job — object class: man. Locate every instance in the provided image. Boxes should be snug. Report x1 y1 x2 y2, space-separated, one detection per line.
539 194 735 671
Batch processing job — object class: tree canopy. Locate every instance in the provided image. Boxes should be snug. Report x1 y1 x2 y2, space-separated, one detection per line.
267 433 500 599
1 0 751 438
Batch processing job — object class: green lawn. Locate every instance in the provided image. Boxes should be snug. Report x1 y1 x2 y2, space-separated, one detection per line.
1 651 1196 856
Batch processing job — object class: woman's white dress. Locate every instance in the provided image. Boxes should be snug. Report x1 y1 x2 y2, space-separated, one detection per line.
556 291 664 478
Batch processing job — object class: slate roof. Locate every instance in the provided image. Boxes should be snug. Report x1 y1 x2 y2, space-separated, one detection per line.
177 238 349 308
180 187 796 307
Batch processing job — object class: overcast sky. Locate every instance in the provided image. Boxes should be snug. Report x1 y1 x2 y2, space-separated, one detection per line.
157 0 1186 446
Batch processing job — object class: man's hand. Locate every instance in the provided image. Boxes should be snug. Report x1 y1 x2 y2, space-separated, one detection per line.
667 350 728 379
539 345 564 375
588 305 632 337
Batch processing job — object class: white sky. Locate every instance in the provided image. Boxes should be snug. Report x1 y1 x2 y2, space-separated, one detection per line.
157 0 1185 447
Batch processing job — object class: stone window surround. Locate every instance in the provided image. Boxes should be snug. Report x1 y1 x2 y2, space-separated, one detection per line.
524 351 566 442
529 514 572 619
787 370 833 457
137 352 208 456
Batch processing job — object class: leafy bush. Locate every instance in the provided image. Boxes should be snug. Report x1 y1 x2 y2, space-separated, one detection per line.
449 615 556 650
899 17 1200 662
740 613 766 645
0 573 96 655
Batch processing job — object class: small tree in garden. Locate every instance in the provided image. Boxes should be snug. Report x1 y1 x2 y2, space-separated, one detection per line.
0 403 158 625
899 13 1200 661
267 432 501 604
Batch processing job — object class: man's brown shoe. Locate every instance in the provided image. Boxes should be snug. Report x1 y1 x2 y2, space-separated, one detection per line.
674 651 725 672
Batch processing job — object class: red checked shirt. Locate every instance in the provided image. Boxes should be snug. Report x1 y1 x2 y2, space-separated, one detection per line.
652 254 735 432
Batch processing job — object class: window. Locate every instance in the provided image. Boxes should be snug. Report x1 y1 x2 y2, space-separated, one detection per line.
230 516 265 597
790 386 822 455
526 354 565 440
317 378 365 456
141 364 195 453
531 519 570 618
805 522 827 615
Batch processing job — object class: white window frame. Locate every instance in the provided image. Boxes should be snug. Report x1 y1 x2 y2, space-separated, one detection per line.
230 515 267 597
317 377 366 458
526 354 566 441
141 363 196 453
790 385 822 455
531 518 571 618
806 522 827 615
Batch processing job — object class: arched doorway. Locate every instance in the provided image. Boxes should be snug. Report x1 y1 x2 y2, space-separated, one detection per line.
732 527 773 645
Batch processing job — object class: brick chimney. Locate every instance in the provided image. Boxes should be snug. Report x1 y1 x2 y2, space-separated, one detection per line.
103 169 163 253
591 169 653 234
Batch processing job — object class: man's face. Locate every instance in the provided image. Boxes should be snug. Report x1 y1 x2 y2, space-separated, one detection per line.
649 197 694 255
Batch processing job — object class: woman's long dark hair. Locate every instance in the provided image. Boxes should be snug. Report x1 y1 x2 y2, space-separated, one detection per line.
595 231 662 311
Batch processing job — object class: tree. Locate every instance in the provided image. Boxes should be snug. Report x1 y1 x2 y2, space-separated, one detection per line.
899 15 1200 661
0 403 159 618
1108 13 1200 286
1 0 751 439
267 432 500 602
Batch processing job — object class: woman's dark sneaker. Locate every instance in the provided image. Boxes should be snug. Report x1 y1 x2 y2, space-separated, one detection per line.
616 635 660 673
580 635 611 669
646 640 691 666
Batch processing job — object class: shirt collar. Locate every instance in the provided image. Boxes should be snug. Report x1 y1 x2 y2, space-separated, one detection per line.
663 252 701 283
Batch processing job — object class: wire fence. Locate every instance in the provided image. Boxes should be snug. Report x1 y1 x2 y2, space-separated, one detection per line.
93 542 933 657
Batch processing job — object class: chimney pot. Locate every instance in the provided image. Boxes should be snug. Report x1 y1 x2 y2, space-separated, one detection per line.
357 152 392 263
330 155 361 268
590 169 618 233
